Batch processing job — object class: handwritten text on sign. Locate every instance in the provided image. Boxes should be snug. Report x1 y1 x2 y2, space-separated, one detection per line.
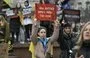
35 4 57 21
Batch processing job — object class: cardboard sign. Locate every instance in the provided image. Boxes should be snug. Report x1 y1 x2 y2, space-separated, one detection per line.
0 43 8 58
6 10 15 16
35 4 57 21
22 7 32 15
63 9 80 23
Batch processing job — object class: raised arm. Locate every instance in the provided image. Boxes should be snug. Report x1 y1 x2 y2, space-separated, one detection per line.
49 20 60 43
30 19 40 45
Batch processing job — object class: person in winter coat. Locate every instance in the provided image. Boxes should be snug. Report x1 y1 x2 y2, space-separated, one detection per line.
30 19 60 58
57 23 76 58
74 21 90 58
9 8 21 43
0 15 10 43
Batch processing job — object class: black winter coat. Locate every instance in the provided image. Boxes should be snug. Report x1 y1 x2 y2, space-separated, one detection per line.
57 26 76 58
77 42 90 58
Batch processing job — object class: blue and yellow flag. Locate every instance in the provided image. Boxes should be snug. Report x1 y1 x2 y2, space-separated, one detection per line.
29 42 36 58
4 0 11 7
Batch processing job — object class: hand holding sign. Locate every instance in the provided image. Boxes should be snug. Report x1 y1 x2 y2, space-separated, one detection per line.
33 18 40 27
54 20 60 27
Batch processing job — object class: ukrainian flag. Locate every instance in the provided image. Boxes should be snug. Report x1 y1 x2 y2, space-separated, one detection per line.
4 0 11 7
29 42 36 58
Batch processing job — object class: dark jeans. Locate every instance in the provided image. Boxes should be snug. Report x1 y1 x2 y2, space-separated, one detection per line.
60 50 75 58
11 31 19 43
24 24 32 42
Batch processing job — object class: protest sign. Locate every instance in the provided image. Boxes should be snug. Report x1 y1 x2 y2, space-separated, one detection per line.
35 4 57 21
63 9 80 23
22 7 32 15
6 9 15 16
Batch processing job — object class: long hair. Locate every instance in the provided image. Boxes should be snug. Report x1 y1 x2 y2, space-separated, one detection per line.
0 15 7 24
74 21 90 57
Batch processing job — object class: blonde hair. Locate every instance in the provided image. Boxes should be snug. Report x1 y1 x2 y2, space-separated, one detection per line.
74 21 90 57
73 22 90 57
0 15 7 23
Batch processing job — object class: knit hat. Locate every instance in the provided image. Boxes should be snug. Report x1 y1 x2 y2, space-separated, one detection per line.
63 23 71 28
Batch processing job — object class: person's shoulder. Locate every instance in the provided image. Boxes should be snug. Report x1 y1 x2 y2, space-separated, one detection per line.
28 4 32 8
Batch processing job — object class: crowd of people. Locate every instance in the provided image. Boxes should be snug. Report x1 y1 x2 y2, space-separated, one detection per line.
0 0 90 58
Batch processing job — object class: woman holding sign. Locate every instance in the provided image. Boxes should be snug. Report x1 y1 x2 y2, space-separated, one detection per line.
23 0 33 42
30 18 60 58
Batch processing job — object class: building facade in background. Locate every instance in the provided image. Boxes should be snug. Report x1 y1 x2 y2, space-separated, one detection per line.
70 0 90 22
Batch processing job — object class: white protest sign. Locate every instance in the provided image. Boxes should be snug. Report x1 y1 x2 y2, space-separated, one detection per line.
6 10 15 16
